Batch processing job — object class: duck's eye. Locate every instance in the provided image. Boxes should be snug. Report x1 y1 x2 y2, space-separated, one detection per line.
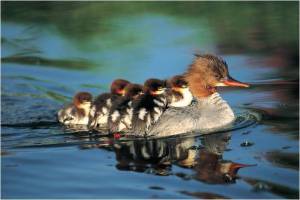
181 84 188 88
219 77 227 82
215 74 221 79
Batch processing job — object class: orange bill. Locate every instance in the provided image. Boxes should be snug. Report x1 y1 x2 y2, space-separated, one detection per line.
218 76 250 88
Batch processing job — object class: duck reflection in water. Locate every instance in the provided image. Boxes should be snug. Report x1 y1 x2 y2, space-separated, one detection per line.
87 132 254 184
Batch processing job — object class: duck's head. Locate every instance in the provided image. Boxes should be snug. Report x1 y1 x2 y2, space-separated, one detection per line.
124 83 144 99
110 79 131 96
185 54 249 98
144 78 167 96
195 149 254 184
73 92 93 109
167 75 189 93
218 162 255 183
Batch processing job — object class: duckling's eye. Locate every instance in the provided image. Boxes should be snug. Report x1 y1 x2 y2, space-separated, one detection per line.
85 97 91 101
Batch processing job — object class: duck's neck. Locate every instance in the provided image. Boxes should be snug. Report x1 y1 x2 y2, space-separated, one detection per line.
188 80 216 99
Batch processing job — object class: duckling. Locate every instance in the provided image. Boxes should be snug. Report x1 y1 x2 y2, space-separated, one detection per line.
130 79 168 136
166 75 193 107
89 79 130 129
58 92 93 125
108 83 144 133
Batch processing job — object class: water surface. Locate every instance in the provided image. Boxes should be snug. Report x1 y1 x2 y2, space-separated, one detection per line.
1 2 299 199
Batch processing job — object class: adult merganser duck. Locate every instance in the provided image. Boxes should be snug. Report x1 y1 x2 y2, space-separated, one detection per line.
166 75 193 107
147 53 249 137
108 83 144 132
89 79 130 129
57 92 93 125
130 79 168 136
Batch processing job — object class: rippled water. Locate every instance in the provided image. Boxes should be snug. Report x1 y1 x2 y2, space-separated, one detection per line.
1 2 299 199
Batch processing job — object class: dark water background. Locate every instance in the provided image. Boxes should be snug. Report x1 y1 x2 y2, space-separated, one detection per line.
1 2 299 199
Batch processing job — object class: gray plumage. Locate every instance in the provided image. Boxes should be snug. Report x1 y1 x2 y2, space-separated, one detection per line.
147 93 235 138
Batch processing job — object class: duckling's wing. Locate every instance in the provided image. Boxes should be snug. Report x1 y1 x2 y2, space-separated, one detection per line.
108 98 131 132
57 104 76 124
130 113 149 137
129 96 153 137
89 93 113 129
93 93 112 108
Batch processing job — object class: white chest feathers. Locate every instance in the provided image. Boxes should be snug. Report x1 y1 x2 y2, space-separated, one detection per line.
169 88 193 108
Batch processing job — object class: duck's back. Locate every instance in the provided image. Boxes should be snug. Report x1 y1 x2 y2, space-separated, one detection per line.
148 93 235 137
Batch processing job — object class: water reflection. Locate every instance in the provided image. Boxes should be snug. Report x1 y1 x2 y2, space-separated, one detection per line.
2 2 298 82
79 132 255 185
73 131 298 198
243 34 299 139
2 55 96 70
264 150 299 171
244 79 299 140
193 134 256 184
242 176 299 199
179 190 230 199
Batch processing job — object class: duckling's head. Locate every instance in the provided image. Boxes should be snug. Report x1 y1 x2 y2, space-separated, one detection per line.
185 54 249 98
167 75 189 93
144 78 167 96
110 79 131 96
124 84 144 99
73 92 93 109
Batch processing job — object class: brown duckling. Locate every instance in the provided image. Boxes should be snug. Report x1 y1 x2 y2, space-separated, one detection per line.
58 92 93 125
166 75 193 107
130 78 168 136
89 79 130 129
108 83 144 133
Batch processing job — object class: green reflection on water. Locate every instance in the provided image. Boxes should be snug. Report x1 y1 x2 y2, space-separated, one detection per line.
2 1 298 72
2 2 297 44
1 55 96 70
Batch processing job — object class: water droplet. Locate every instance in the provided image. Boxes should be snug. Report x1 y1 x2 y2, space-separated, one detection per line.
149 186 164 190
242 130 251 135
253 182 270 191
240 141 254 147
